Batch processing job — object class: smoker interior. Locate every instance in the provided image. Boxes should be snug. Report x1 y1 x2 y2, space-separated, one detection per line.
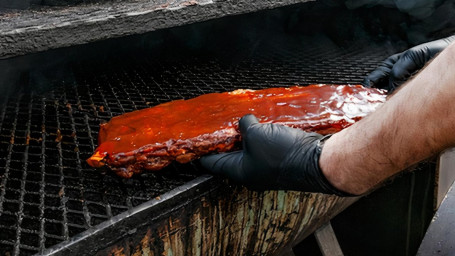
0 3 420 255
1 0 127 10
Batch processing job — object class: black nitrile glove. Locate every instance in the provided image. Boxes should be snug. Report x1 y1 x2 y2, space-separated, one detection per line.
363 35 455 92
200 114 350 196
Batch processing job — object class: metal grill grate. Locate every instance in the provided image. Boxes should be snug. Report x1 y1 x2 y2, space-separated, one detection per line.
0 36 398 255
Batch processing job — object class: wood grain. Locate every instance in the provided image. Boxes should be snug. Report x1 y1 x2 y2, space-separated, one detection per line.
0 0 314 59
99 186 358 255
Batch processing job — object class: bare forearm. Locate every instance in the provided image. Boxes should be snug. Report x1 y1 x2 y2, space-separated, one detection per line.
320 42 455 195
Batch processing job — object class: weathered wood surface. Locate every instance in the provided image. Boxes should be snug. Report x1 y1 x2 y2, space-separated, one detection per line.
40 175 357 255
0 0 314 59
99 185 357 255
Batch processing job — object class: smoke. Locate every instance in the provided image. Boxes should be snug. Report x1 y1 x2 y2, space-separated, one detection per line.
0 49 79 104
0 32 160 104
343 0 455 44
1 0 453 104
0 0 31 10
406 0 455 43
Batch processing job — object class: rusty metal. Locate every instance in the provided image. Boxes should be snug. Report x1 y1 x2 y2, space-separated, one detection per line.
107 192 355 256
42 175 357 255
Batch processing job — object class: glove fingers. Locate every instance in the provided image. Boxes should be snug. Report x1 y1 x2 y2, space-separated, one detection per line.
362 53 401 89
239 114 259 135
246 124 298 157
200 151 245 182
389 51 425 91
389 41 450 91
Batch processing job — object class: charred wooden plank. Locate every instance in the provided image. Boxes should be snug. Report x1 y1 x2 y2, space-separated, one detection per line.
41 175 358 255
0 0 313 59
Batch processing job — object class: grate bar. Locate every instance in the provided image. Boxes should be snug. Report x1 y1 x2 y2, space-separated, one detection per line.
0 98 12 214
66 83 114 220
0 36 401 255
13 96 33 255
0 95 22 254
37 97 47 254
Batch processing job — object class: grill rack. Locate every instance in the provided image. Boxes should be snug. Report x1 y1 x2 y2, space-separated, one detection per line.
0 35 398 255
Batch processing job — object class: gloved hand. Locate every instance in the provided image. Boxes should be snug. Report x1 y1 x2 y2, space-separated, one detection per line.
363 35 455 92
200 114 350 196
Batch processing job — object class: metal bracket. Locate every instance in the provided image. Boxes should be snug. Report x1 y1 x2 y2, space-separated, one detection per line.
417 181 455 255
314 221 344 256
436 148 455 209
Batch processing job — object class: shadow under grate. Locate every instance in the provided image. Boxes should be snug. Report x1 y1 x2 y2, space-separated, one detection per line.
0 37 398 255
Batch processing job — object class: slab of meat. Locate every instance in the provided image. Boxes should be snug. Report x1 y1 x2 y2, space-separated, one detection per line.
87 84 386 178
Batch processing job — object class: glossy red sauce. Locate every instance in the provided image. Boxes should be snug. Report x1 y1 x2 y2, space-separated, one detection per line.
87 85 386 168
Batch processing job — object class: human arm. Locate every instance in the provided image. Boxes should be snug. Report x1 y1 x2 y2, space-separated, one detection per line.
321 41 455 195
201 42 455 196
363 35 455 92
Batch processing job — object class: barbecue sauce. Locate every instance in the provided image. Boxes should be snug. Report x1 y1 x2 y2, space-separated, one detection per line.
87 85 386 177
